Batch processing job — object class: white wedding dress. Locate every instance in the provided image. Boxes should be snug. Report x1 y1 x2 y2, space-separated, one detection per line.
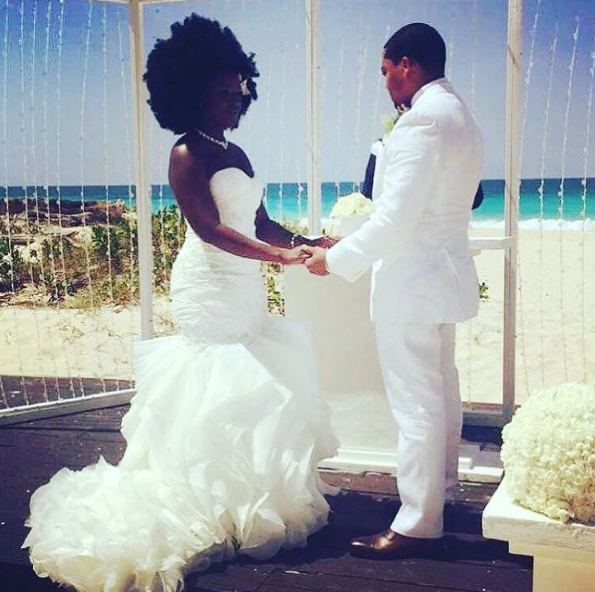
23 168 339 592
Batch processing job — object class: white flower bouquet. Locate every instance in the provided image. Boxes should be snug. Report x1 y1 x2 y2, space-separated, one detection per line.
501 382 595 523
330 192 374 237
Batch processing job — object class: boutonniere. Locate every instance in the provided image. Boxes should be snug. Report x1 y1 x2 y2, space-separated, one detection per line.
379 104 410 141
379 112 399 139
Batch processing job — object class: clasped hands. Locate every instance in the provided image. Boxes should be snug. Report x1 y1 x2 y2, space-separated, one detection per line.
283 236 340 276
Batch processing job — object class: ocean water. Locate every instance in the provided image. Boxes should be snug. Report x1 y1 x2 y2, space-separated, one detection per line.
2 177 594 230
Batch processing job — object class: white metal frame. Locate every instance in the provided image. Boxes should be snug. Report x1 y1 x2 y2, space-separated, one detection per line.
0 0 521 431
129 0 154 339
501 0 522 425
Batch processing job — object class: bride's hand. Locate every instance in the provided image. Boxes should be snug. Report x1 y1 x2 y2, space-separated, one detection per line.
305 236 341 249
277 246 312 265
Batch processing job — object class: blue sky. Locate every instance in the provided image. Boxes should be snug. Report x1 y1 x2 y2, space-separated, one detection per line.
0 0 593 186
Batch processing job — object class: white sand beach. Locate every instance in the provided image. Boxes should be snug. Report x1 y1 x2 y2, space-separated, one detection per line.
462 227 595 404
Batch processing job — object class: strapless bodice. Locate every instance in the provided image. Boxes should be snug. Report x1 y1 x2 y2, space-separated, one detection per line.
170 168 268 345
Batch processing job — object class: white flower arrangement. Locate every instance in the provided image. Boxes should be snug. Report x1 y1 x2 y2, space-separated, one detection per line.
330 191 375 219
379 113 400 138
379 105 408 140
501 382 595 523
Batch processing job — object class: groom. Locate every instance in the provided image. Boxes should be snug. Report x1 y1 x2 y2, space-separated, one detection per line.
303 23 483 558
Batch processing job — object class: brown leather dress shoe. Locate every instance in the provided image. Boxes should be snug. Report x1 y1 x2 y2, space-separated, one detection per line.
349 528 442 559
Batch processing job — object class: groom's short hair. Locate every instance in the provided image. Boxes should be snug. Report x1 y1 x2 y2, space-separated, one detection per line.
384 23 446 78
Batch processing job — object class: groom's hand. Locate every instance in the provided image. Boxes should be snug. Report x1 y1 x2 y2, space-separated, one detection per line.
302 246 330 276
304 236 341 249
279 246 312 265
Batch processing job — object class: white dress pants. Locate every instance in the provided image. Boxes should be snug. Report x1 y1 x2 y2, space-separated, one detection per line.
374 322 462 538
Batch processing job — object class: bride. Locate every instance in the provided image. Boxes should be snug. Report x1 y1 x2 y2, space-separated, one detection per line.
23 14 339 592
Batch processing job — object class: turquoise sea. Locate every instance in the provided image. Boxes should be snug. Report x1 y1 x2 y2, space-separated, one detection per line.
2 178 594 229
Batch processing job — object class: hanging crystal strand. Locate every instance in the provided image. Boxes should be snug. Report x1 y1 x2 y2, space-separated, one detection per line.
30 1 43 236
537 24 558 387
515 0 542 398
371 0 402 145
175 182 184 259
398 1 412 33
115 11 136 302
147 82 157 293
55 0 80 397
263 56 273 207
116 7 136 388
79 0 107 391
424 0 433 24
19 0 34 289
101 3 114 305
318 64 327 229
351 24 369 194
78 1 97 310
445 0 459 81
296 33 307 226
0 0 15 408
297 132 304 224
20 0 50 404
152 106 168 302
334 35 346 204
157 129 168 288
40 0 64 401
278 46 287 221
277 1 290 223
238 0 252 162
557 17 580 382
101 2 124 388
465 0 480 404
371 21 391 144
470 1 478 112
2 0 15 297
579 23 595 383
31 0 55 402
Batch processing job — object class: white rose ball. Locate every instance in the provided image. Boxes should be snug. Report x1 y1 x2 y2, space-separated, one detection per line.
501 382 595 523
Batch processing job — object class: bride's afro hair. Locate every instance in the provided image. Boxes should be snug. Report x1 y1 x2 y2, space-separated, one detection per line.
144 13 259 135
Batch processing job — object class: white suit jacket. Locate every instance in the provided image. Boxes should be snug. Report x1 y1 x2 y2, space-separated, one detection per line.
327 78 484 324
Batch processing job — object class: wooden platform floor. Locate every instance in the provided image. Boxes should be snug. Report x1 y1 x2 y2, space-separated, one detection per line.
0 405 531 592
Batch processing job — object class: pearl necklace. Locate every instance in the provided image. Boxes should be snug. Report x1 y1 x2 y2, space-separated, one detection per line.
195 128 228 150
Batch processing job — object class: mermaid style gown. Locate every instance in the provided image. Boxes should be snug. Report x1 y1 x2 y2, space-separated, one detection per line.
23 168 339 592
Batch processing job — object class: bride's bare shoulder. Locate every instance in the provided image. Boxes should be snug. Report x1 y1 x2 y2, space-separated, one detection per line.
170 135 210 174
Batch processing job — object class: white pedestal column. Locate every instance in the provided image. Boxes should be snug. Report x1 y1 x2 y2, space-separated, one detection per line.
284 266 502 482
284 265 383 395
483 479 595 592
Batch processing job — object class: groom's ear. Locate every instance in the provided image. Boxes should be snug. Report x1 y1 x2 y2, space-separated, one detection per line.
400 56 414 75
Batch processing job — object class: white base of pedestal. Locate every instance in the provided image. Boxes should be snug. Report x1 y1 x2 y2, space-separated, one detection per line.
320 442 502 483
512 543 595 592
483 480 595 592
